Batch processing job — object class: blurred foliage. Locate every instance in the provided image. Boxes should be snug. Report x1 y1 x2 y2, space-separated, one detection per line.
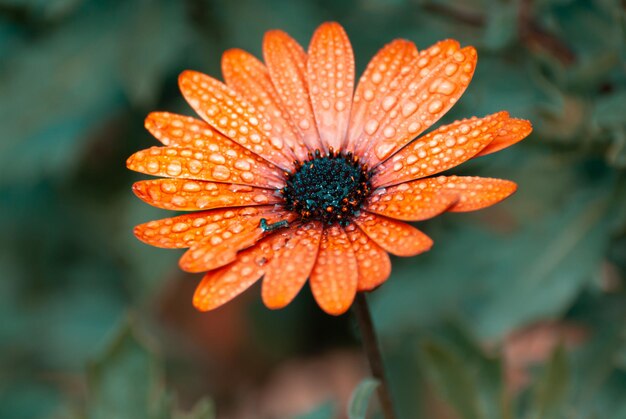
0 0 625 418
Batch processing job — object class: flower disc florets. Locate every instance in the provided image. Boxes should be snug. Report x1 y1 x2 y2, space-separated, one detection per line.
282 149 372 226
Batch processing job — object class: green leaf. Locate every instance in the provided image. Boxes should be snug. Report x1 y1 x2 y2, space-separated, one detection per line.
527 346 569 419
420 341 484 419
86 317 169 419
295 401 335 419
347 378 380 419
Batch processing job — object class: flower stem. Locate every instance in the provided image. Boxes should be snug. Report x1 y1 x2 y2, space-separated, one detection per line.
353 293 397 419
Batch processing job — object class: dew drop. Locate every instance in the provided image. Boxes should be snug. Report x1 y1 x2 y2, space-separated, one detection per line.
363 89 375 101
371 72 383 84
234 160 252 171
166 162 182 176
364 119 379 135
212 165 231 180
298 119 310 130
383 126 396 139
335 100 346 111
146 160 159 173
428 100 443 114
401 102 418 117
182 181 201 192
382 96 397 111
407 121 422 134
172 222 189 233
444 63 459 76
209 153 226 164
375 142 395 160
270 137 283 149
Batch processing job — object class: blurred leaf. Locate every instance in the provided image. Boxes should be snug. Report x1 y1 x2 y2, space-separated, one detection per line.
86 317 169 419
526 346 568 419
347 378 379 419
173 398 215 419
420 341 483 419
482 1 517 50
294 402 335 419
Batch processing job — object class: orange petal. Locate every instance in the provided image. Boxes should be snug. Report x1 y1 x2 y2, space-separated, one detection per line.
178 70 295 170
179 211 294 273
132 179 281 211
347 39 418 154
358 42 478 167
307 22 355 151
373 111 512 187
222 49 309 162
133 206 276 249
366 182 458 221
474 118 533 157
354 212 433 257
126 146 285 189
145 112 231 149
310 225 358 315
263 30 324 151
262 221 323 309
415 175 517 212
193 227 295 311
344 224 391 291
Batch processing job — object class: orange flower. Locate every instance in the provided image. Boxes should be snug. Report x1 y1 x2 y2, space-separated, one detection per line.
127 22 532 315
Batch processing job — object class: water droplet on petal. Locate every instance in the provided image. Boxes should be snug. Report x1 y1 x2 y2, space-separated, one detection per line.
364 119 379 135
383 126 396 138
212 165 231 180
428 100 443 114
382 96 397 111
375 142 395 160
166 162 182 176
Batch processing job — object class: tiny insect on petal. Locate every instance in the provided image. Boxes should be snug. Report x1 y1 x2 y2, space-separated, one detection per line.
193 227 295 311
262 221 323 309
179 211 294 273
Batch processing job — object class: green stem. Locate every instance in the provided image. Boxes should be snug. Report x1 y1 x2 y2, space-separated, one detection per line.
353 293 397 419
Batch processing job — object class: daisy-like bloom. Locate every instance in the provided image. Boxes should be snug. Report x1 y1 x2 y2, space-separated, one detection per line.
127 22 532 315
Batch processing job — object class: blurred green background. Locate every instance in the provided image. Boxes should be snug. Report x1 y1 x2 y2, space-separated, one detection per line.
1 0 625 418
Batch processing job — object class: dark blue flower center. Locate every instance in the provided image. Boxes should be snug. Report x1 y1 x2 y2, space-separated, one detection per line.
282 149 372 226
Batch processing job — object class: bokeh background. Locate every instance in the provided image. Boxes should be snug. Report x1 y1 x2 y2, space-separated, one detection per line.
1 0 625 418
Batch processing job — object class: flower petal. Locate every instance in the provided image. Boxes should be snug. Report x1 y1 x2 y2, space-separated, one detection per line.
178 70 295 170
222 49 309 162
145 112 234 149
475 118 533 157
132 179 281 211
344 224 391 291
366 182 458 221
307 22 355 151
415 175 517 212
358 42 477 167
179 211 294 273
346 39 418 154
263 30 324 151
126 146 285 189
372 111 512 187
262 221 323 309
310 225 358 315
354 212 433 257
133 206 276 249
193 227 295 311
